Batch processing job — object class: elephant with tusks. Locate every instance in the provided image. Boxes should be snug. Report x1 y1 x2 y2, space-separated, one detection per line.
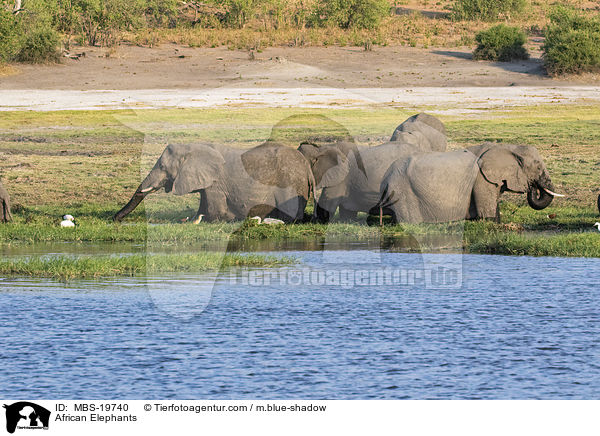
379 143 563 224
114 141 315 223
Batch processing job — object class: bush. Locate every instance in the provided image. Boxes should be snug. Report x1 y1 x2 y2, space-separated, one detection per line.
15 27 62 63
452 0 528 21
473 24 529 61
311 0 390 30
222 0 258 28
543 5 600 76
75 0 146 45
0 10 21 62
144 0 179 28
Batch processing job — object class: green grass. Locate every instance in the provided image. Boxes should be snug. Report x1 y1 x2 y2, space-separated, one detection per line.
0 104 599 269
466 228 600 257
2 203 599 258
0 252 294 280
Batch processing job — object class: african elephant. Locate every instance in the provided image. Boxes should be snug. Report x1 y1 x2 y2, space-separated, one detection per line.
380 143 561 223
114 141 314 222
390 112 447 152
298 113 447 222
0 180 12 223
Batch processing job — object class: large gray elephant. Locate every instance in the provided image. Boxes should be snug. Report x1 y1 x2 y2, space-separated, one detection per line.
114 141 314 222
298 113 447 222
390 112 447 152
379 143 561 223
0 179 12 223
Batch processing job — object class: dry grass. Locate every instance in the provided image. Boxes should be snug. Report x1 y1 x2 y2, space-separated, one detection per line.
118 0 598 50
0 64 19 76
0 104 598 213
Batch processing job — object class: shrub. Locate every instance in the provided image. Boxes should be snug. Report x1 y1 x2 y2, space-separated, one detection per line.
452 0 528 21
15 27 61 63
144 0 179 28
311 0 390 30
75 0 146 45
473 24 529 61
0 9 21 62
222 0 258 28
543 5 600 76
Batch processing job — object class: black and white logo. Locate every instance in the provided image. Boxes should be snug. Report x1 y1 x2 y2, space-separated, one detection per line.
3 402 50 434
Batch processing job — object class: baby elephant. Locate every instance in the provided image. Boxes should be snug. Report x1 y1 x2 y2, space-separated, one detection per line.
380 143 562 223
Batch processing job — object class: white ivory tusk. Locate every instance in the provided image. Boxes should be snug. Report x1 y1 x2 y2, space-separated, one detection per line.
140 187 154 193
542 187 565 197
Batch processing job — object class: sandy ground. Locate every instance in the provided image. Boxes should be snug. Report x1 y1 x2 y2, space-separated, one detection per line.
2 86 600 112
1 45 599 111
2 44 598 90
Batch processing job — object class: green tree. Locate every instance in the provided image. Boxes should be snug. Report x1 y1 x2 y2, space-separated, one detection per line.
452 0 528 21
543 5 600 75
0 9 21 62
311 0 390 30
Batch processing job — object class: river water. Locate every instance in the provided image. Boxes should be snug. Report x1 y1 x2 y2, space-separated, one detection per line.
1 248 599 399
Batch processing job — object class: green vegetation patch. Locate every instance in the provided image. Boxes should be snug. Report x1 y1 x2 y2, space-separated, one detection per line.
543 5 600 76
466 229 600 257
473 24 528 62
0 252 294 280
452 0 528 21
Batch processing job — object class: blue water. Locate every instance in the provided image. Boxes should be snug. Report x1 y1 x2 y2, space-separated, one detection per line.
1 251 599 399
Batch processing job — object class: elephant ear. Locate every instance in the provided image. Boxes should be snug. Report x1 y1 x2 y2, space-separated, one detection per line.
478 146 528 193
172 144 225 195
312 148 350 189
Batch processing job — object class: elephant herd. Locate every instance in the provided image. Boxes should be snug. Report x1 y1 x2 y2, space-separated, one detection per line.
113 113 563 225
0 113 571 226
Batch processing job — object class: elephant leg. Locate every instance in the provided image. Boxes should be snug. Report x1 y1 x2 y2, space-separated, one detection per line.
272 192 307 223
315 204 330 223
315 188 340 223
192 190 208 221
470 180 502 221
1 199 11 223
338 205 357 222
295 196 308 222
205 189 235 222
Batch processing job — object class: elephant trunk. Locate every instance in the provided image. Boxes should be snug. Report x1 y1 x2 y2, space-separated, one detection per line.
527 171 556 210
114 168 167 221
113 190 149 222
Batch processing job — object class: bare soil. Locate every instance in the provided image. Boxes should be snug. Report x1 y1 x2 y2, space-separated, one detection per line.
1 44 597 91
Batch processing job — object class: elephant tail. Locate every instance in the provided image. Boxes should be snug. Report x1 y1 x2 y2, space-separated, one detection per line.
305 159 317 219
376 184 399 211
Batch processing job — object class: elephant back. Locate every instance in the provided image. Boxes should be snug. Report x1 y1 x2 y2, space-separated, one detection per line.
391 113 447 152
268 114 354 148
241 142 312 194
403 112 446 135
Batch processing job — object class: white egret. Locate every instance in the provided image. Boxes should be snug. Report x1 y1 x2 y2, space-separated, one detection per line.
249 216 284 225
60 215 75 228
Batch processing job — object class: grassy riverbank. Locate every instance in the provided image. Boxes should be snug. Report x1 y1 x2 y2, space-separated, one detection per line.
0 104 599 277
1 203 599 257
0 252 294 280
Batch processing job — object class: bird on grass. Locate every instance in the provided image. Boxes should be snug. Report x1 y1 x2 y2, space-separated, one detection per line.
60 214 75 228
594 222 600 232
180 214 204 224
249 216 285 225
